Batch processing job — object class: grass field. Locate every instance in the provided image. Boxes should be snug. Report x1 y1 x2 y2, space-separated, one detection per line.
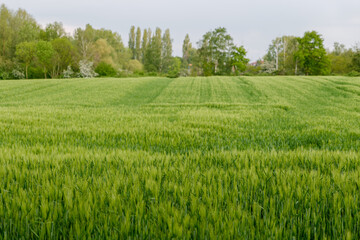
0 76 360 239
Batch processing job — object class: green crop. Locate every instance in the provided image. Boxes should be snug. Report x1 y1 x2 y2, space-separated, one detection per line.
0 76 359 239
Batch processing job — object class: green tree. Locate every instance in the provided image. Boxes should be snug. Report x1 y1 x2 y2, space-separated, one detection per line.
197 27 235 75
144 28 162 72
0 4 12 58
265 36 299 75
40 22 66 41
167 57 181 78
296 31 330 75
182 34 192 67
351 45 360 72
0 5 40 60
231 46 249 74
36 40 54 79
92 38 115 67
74 24 96 60
328 42 353 75
161 29 172 73
141 29 148 63
94 28 127 69
15 41 36 79
11 8 40 55
128 26 135 59
50 38 76 78
135 27 141 61
127 59 143 73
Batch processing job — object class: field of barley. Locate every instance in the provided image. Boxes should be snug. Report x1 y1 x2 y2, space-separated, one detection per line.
0 76 360 239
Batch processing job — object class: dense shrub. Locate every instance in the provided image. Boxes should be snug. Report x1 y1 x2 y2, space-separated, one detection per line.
95 62 117 77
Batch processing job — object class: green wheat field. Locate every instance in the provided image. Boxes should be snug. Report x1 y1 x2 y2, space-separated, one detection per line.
0 76 360 239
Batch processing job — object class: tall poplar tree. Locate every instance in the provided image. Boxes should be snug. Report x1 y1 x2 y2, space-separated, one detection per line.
144 27 162 72
128 26 135 59
182 34 192 64
141 29 148 63
135 27 141 61
161 29 172 73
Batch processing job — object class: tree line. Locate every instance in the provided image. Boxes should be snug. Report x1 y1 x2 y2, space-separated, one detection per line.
0 4 359 80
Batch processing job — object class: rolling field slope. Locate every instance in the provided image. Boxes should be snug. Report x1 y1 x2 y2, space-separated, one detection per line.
0 76 360 239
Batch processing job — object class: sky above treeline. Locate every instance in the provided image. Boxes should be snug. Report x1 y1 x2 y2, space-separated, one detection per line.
2 0 360 61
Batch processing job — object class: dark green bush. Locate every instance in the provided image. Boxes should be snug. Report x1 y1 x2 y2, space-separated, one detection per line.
95 62 117 77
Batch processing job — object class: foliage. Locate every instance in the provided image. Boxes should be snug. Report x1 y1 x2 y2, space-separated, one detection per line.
231 46 249 74
166 57 181 78
161 29 173 73
260 60 276 74
347 70 360 77
296 31 330 75
63 65 74 78
197 27 235 75
351 47 360 72
144 28 162 72
95 61 117 77
15 41 36 79
0 3 358 79
11 68 25 79
128 25 136 59
36 40 54 78
127 59 144 73
40 21 66 41
50 37 77 78
79 60 98 78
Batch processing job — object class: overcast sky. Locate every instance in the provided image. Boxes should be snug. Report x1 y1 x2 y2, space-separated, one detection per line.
2 0 360 61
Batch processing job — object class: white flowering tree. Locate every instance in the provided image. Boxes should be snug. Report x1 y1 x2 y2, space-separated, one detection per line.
79 60 98 78
63 66 74 78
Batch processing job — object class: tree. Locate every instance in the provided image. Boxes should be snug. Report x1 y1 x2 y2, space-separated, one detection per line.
328 42 353 75
15 41 36 79
182 34 192 66
127 59 143 73
141 29 148 63
40 22 66 41
11 8 40 54
333 42 346 56
144 28 162 72
231 46 249 74
265 36 299 75
161 29 172 73
269 37 282 71
50 38 76 78
135 27 141 61
74 24 95 60
167 57 181 78
197 27 235 75
36 40 54 79
0 4 12 58
0 5 40 60
128 26 135 59
79 60 97 78
351 44 360 72
296 31 330 75
92 38 115 67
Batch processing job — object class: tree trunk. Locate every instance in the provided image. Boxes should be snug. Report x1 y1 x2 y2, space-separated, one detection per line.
275 48 279 71
283 38 286 71
25 64 28 79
